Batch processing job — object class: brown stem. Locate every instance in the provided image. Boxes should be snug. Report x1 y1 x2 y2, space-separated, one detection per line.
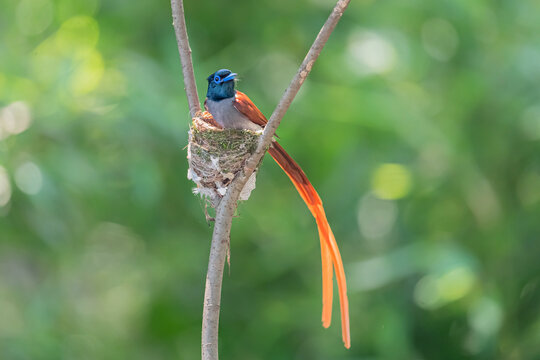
171 0 201 117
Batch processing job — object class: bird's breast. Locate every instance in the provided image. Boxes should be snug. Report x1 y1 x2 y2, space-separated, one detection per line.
205 97 261 132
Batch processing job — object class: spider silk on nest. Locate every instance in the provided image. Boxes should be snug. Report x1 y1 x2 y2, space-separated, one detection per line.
187 112 262 208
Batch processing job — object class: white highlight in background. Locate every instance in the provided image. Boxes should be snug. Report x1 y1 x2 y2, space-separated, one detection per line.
0 166 11 207
347 30 397 75
15 162 43 195
0 101 32 140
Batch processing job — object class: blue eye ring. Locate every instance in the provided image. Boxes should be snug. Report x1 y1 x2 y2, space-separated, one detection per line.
214 75 221 83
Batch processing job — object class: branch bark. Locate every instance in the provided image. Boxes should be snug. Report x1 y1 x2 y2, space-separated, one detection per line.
201 1 351 359
171 0 201 117
171 0 351 359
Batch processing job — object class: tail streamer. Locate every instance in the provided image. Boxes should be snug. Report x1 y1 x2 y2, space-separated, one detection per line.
268 141 350 349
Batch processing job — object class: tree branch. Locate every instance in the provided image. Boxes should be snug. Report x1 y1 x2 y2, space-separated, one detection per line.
201 1 351 359
171 0 201 117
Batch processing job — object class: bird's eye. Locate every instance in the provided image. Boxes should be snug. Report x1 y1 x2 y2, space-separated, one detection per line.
214 75 221 83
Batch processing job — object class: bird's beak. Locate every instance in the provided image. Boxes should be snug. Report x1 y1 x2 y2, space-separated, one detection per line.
222 73 237 83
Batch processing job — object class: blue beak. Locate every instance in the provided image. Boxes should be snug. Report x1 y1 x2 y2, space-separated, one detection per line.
221 73 237 83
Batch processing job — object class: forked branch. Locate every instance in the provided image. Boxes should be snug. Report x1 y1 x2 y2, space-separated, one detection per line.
171 0 351 359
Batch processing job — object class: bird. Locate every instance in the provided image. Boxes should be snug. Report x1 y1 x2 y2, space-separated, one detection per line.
203 68 350 349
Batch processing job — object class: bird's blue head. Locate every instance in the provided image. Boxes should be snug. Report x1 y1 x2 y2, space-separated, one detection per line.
206 69 237 101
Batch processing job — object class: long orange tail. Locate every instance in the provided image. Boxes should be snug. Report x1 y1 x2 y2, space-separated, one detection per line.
268 141 350 349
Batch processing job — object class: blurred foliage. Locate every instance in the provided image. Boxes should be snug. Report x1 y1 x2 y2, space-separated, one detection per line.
1 0 540 359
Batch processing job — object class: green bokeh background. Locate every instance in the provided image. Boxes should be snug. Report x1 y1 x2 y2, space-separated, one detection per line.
2 0 540 359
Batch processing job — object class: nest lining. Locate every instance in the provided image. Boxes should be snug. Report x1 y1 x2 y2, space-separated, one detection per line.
187 114 262 207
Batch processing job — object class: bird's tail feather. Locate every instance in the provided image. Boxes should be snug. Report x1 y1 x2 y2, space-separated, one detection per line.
268 141 350 349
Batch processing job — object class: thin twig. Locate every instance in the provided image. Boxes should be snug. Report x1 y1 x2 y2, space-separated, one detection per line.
171 0 201 117
201 1 351 359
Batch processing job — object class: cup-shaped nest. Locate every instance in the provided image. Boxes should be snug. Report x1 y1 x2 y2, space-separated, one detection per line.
187 113 262 207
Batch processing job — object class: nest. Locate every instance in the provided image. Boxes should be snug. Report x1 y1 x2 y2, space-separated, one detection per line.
187 113 262 208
